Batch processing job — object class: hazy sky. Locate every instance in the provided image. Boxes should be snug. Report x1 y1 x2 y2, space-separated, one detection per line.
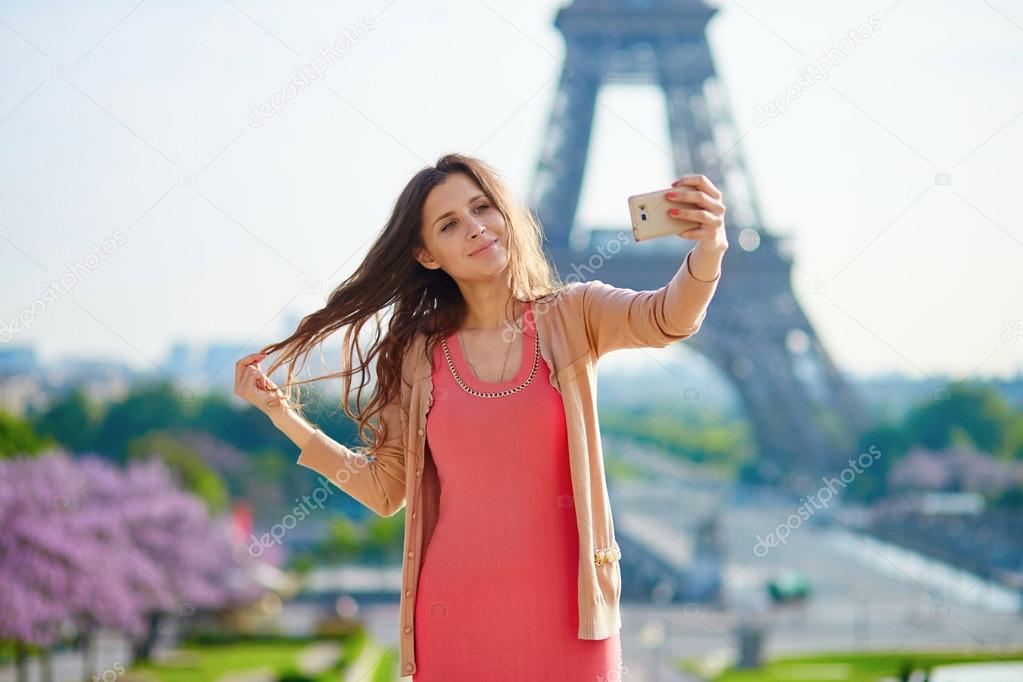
1 0 1021 385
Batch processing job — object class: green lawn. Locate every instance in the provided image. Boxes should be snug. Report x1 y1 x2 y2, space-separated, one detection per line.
128 632 397 682
699 650 1023 682
131 640 308 682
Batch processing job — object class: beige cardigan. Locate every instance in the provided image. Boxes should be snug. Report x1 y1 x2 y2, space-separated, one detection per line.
295 247 721 676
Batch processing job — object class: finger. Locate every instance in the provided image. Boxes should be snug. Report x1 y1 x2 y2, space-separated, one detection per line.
679 175 720 200
236 352 267 387
665 189 724 215
236 351 266 368
668 207 716 224
678 227 716 240
680 174 721 200
673 174 721 200
243 366 269 394
241 366 258 393
247 366 279 394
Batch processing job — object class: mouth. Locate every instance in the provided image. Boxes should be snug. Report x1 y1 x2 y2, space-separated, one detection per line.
469 239 499 256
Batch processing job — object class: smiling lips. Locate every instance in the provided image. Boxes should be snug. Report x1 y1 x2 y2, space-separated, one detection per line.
469 239 498 256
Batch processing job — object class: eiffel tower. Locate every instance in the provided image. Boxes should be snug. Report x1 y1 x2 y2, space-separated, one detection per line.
529 0 868 481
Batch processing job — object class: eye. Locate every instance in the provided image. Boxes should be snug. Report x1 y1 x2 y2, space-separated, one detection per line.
441 204 488 231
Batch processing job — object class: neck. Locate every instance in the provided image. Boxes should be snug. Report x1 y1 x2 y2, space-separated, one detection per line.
458 281 521 332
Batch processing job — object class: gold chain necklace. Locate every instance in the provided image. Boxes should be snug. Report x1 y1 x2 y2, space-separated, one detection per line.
441 306 540 398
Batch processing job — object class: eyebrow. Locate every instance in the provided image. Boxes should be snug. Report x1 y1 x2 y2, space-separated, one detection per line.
432 194 488 227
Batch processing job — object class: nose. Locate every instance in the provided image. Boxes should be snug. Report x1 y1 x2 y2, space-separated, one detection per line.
468 222 488 253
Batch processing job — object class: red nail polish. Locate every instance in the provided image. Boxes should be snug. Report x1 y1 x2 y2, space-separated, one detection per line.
670 208 678 215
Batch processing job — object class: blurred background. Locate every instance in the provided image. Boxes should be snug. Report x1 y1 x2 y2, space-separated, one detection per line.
2 0 1022 680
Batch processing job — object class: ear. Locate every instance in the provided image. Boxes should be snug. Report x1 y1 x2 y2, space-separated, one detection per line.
413 245 440 270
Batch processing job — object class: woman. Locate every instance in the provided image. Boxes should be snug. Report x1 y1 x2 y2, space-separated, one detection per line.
234 153 727 680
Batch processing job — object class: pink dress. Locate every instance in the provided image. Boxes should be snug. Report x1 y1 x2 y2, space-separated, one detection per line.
413 300 623 681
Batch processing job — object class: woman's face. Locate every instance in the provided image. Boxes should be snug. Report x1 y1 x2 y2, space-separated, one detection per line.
415 172 509 280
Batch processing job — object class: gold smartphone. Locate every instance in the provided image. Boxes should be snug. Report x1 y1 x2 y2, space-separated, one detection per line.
628 187 702 241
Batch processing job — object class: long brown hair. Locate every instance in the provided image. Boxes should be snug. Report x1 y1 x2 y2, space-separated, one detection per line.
259 153 564 455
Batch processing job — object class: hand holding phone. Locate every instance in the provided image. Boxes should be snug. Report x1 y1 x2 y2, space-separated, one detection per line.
628 187 702 241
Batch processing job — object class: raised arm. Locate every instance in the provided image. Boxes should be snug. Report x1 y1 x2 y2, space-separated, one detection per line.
285 397 407 518
237 337 412 519
581 174 727 358
581 245 722 357
238 354 408 518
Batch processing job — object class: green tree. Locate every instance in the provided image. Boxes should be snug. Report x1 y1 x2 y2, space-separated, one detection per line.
841 422 907 502
1004 417 1023 461
362 514 405 564
904 383 1013 454
31 388 97 453
0 410 53 458
598 404 753 473
320 516 363 562
315 513 404 565
989 485 1023 510
94 381 189 463
126 430 229 514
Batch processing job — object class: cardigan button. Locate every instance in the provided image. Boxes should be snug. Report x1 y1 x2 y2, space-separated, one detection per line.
411 511 417 519
417 428 424 436
404 626 412 634
406 664 413 672
408 550 414 558
405 589 412 596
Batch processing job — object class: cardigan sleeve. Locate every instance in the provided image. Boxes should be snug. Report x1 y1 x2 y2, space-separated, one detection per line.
579 247 721 357
295 393 408 518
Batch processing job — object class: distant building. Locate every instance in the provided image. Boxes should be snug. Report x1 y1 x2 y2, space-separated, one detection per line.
0 346 38 374
888 444 1023 495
